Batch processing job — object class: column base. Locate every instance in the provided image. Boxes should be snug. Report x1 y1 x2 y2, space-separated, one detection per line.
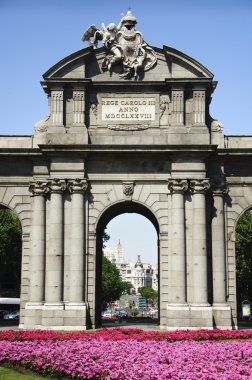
212 304 232 329
165 303 213 330
22 302 88 330
166 304 191 329
22 302 44 327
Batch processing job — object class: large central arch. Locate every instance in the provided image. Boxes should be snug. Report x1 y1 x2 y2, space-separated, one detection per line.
94 201 160 326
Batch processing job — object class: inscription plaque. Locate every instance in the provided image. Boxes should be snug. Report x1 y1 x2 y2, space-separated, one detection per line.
101 97 156 121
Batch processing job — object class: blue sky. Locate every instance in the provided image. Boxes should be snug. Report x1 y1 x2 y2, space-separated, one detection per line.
1 0 251 263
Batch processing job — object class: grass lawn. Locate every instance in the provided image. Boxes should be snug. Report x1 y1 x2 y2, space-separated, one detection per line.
0 366 48 380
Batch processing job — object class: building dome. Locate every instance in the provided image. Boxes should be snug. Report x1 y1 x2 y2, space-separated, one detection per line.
135 255 143 268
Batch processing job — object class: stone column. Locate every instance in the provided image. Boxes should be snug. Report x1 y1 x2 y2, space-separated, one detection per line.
188 179 213 328
168 179 188 304
45 178 66 303
67 178 88 302
29 181 49 303
211 183 228 304
189 179 210 305
211 182 232 328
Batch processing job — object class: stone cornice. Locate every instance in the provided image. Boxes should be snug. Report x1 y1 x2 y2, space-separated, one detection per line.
42 47 93 79
38 144 217 154
217 148 252 155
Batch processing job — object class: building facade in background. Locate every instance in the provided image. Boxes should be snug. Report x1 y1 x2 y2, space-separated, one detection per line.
103 242 158 293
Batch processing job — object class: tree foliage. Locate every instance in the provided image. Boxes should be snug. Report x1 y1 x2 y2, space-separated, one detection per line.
236 210 252 309
102 256 122 307
121 281 133 295
102 227 110 248
138 286 158 302
0 209 22 297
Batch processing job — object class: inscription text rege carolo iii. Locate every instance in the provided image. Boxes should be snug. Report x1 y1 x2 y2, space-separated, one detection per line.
101 97 156 121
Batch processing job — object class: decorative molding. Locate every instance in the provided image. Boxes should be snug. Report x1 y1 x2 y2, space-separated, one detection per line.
90 102 98 118
29 181 49 196
49 178 67 193
108 124 148 131
189 179 210 193
122 181 135 199
168 179 188 193
34 115 50 133
211 119 223 133
68 178 88 193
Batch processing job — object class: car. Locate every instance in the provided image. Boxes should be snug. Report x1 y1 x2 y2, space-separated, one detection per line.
148 309 158 318
102 311 113 318
0 310 10 318
118 310 128 318
3 311 20 320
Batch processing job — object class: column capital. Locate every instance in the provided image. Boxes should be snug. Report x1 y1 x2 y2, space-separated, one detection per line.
68 178 88 193
49 178 67 193
211 181 229 196
189 179 210 194
29 181 49 196
168 178 188 193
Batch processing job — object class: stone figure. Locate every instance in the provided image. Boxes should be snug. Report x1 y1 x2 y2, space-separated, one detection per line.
82 10 157 79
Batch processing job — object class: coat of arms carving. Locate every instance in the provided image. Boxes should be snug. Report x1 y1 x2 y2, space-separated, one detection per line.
82 10 157 79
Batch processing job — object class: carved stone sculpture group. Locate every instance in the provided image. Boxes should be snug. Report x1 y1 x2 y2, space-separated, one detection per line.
82 10 157 79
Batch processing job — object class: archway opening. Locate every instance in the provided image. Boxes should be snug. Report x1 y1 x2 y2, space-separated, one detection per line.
96 202 159 327
235 209 252 327
0 205 22 325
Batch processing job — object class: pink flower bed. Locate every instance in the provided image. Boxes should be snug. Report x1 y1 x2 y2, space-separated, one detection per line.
0 329 252 379
0 327 252 342
0 338 251 379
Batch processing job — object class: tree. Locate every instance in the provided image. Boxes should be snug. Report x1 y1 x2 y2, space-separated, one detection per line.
121 281 133 295
102 227 110 248
236 210 252 310
102 256 123 308
0 209 22 297
138 286 158 305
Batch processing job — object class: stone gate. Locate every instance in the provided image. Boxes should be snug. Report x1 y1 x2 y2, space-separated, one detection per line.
1 11 252 330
